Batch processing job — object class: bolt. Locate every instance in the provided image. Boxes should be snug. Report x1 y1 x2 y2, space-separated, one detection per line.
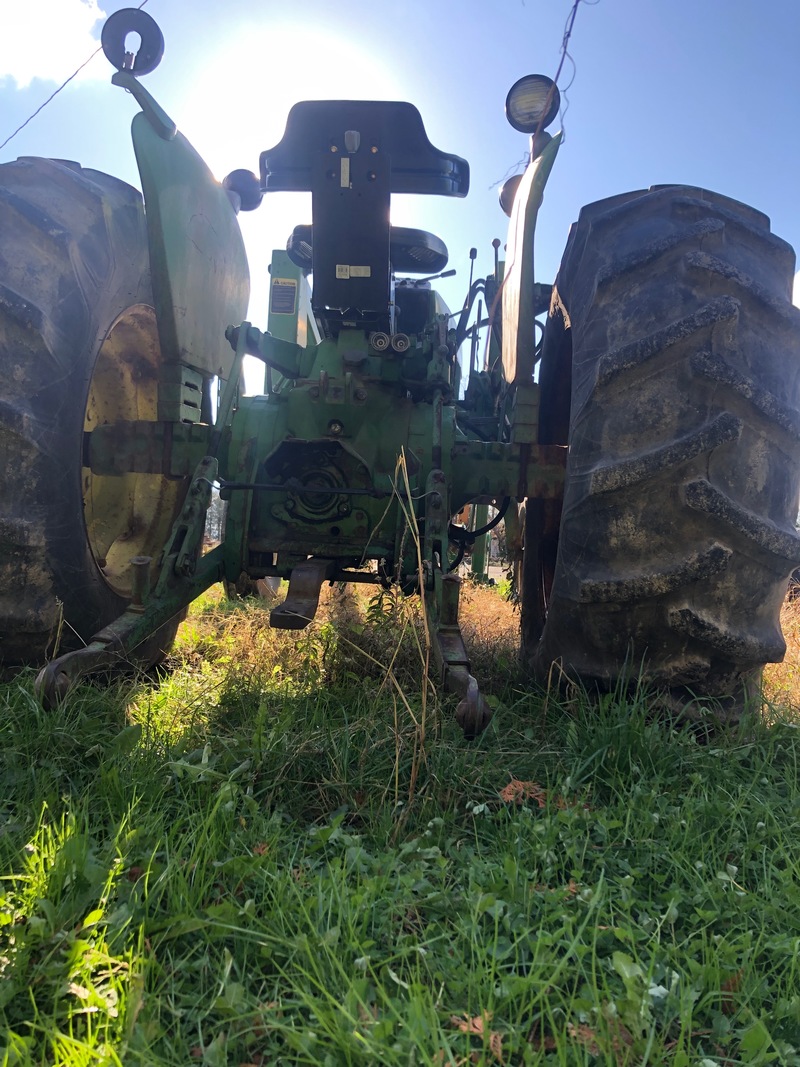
355 388 367 401
328 419 344 436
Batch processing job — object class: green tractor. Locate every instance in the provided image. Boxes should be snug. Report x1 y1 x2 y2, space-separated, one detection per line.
2 8 799 735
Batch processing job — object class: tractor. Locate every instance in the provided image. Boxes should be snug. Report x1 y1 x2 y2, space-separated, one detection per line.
2 8 799 736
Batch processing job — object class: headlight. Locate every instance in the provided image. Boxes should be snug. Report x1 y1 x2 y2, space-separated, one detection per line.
505 74 560 134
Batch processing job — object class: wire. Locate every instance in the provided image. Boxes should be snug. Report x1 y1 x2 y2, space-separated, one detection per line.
446 539 467 573
447 498 510 575
0 0 151 155
0 52 101 153
491 0 594 187
491 152 534 192
480 1 595 375
529 0 587 158
448 497 511 548
454 279 486 350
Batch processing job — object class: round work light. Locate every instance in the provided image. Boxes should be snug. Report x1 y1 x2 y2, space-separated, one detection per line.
505 74 561 134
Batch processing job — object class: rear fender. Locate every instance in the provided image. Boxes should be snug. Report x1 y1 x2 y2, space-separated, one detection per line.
114 70 250 381
501 132 562 385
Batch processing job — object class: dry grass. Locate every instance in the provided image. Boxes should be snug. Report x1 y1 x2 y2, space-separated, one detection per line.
174 579 520 687
170 578 800 722
763 593 800 711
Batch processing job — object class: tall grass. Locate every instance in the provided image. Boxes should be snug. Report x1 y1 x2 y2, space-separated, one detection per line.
1 585 799 1064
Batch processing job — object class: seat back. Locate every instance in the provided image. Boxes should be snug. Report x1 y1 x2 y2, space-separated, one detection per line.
260 101 468 334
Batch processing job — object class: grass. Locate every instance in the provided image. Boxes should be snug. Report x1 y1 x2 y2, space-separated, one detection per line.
2 584 800 1065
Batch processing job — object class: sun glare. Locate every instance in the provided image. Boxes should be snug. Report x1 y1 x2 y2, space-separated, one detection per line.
172 21 405 181
165 18 407 374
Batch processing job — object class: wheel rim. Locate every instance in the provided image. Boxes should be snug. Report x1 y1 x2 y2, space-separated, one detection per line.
82 304 184 599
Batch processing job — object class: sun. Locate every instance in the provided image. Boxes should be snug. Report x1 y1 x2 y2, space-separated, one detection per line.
162 18 408 366
172 20 405 183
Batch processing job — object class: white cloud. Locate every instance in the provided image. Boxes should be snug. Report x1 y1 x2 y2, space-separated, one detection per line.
0 0 107 89
794 271 800 309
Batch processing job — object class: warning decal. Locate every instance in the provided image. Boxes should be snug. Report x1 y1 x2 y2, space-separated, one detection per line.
270 278 297 315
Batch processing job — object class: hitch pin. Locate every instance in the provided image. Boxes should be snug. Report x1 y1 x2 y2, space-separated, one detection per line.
129 555 152 610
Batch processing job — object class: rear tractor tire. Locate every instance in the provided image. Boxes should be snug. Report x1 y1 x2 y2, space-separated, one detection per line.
0 157 189 668
530 185 800 719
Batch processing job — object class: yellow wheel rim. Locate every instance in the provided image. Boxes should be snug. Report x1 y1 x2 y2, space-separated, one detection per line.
83 304 185 599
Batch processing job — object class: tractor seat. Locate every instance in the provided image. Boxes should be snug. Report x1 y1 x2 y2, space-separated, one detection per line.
286 224 448 276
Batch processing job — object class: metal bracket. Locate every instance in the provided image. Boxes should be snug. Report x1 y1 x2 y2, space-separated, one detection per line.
34 547 225 709
35 457 223 708
270 557 336 630
422 465 493 739
433 572 493 740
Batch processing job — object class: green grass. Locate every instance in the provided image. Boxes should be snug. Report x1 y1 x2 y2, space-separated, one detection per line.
2 592 800 1065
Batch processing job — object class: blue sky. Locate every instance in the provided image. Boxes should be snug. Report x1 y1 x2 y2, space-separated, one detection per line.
3 0 800 327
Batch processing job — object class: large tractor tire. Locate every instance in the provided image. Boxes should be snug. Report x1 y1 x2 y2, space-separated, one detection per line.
0 157 188 668
530 185 800 718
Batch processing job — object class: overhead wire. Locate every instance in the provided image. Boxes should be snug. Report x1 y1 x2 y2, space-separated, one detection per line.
0 0 151 155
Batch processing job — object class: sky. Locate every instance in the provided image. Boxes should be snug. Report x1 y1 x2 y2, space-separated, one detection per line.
2 0 800 358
